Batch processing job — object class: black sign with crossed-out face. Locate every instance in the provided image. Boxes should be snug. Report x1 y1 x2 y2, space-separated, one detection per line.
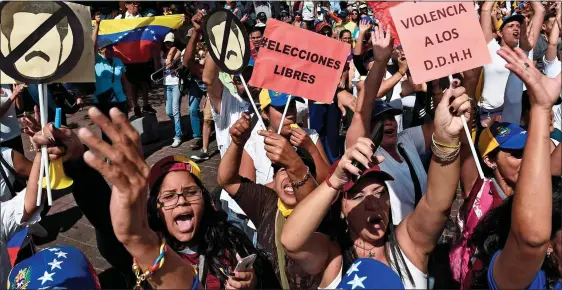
203 8 250 75
0 1 84 84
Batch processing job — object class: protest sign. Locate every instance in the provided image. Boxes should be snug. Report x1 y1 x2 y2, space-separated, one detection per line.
249 19 350 103
390 2 491 84
0 1 94 84
203 8 250 74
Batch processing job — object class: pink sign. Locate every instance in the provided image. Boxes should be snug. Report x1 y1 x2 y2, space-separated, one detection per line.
390 2 491 84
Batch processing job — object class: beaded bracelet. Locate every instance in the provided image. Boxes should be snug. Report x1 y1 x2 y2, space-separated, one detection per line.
431 134 461 163
132 236 168 290
431 134 460 149
290 166 311 189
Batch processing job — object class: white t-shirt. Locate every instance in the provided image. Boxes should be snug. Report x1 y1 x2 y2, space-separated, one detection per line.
0 86 20 143
481 41 510 110
114 11 141 19
544 56 562 131
0 148 15 202
376 126 427 224
210 88 253 223
244 124 320 185
160 51 179 86
1 190 42 290
302 2 315 21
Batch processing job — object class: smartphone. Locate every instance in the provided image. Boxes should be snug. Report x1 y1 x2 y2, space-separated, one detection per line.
234 254 257 272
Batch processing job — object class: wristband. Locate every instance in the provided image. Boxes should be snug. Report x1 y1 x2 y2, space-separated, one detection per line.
132 236 168 290
325 173 343 205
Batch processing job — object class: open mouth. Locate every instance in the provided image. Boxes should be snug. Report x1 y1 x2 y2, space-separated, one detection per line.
174 213 194 233
513 32 520 39
383 128 394 135
283 185 295 196
368 216 382 225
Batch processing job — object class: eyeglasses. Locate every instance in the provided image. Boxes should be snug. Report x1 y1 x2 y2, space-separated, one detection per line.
157 187 203 209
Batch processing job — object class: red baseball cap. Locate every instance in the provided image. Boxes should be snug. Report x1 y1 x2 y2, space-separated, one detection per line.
329 160 394 192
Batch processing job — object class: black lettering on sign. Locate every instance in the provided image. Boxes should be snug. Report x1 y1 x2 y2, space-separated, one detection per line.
400 3 467 29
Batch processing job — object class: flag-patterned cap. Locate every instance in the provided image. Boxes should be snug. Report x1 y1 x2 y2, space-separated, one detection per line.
7 246 100 289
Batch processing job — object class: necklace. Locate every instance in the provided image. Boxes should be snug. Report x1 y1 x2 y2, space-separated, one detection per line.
354 240 376 258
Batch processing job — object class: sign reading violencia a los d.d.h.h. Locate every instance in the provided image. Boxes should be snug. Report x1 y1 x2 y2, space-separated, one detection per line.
390 2 491 84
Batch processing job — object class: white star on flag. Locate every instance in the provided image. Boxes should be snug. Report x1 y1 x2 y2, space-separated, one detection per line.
150 30 155 34
137 28 142 32
153 36 157 40
48 258 63 270
47 248 59 252
55 251 68 259
37 271 55 285
346 261 361 277
347 274 367 289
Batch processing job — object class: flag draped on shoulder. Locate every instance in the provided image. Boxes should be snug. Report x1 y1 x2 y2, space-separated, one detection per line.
93 14 183 64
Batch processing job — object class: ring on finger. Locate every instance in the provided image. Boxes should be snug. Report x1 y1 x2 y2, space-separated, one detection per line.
521 62 530 69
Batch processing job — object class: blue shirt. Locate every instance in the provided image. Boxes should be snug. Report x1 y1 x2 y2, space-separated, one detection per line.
488 250 547 290
94 54 127 104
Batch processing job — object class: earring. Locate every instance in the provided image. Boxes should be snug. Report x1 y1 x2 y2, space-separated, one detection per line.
491 165 497 170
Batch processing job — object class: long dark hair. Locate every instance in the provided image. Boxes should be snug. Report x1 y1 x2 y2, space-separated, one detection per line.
147 173 275 287
326 183 416 287
468 176 562 288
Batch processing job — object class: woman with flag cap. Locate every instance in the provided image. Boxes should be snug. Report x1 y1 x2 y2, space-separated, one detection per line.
76 107 277 289
466 45 562 290
280 64 473 288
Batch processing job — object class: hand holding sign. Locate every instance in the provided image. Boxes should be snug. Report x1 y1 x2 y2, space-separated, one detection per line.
229 113 252 146
289 126 314 151
258 130 299 168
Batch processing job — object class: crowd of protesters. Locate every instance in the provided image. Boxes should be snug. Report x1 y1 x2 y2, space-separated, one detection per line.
1 1 562 289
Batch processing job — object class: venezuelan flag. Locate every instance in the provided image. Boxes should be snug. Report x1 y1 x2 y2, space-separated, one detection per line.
94 14 183 64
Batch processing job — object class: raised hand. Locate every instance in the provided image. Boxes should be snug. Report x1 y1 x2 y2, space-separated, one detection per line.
229 112 252 146
371 25 393 63
289 126 314 150
330 137 384 189
94 13 101 25
257 130 299 168
77 107 151 246
240 13 249 23
498 46 561 109
20 105 41 138
33 123 84 162
191 9 204 32
554 2 561 30
358 19 372 34
397 54 408 74
433 79 472 144
337 91 357 117
11 83 26 101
